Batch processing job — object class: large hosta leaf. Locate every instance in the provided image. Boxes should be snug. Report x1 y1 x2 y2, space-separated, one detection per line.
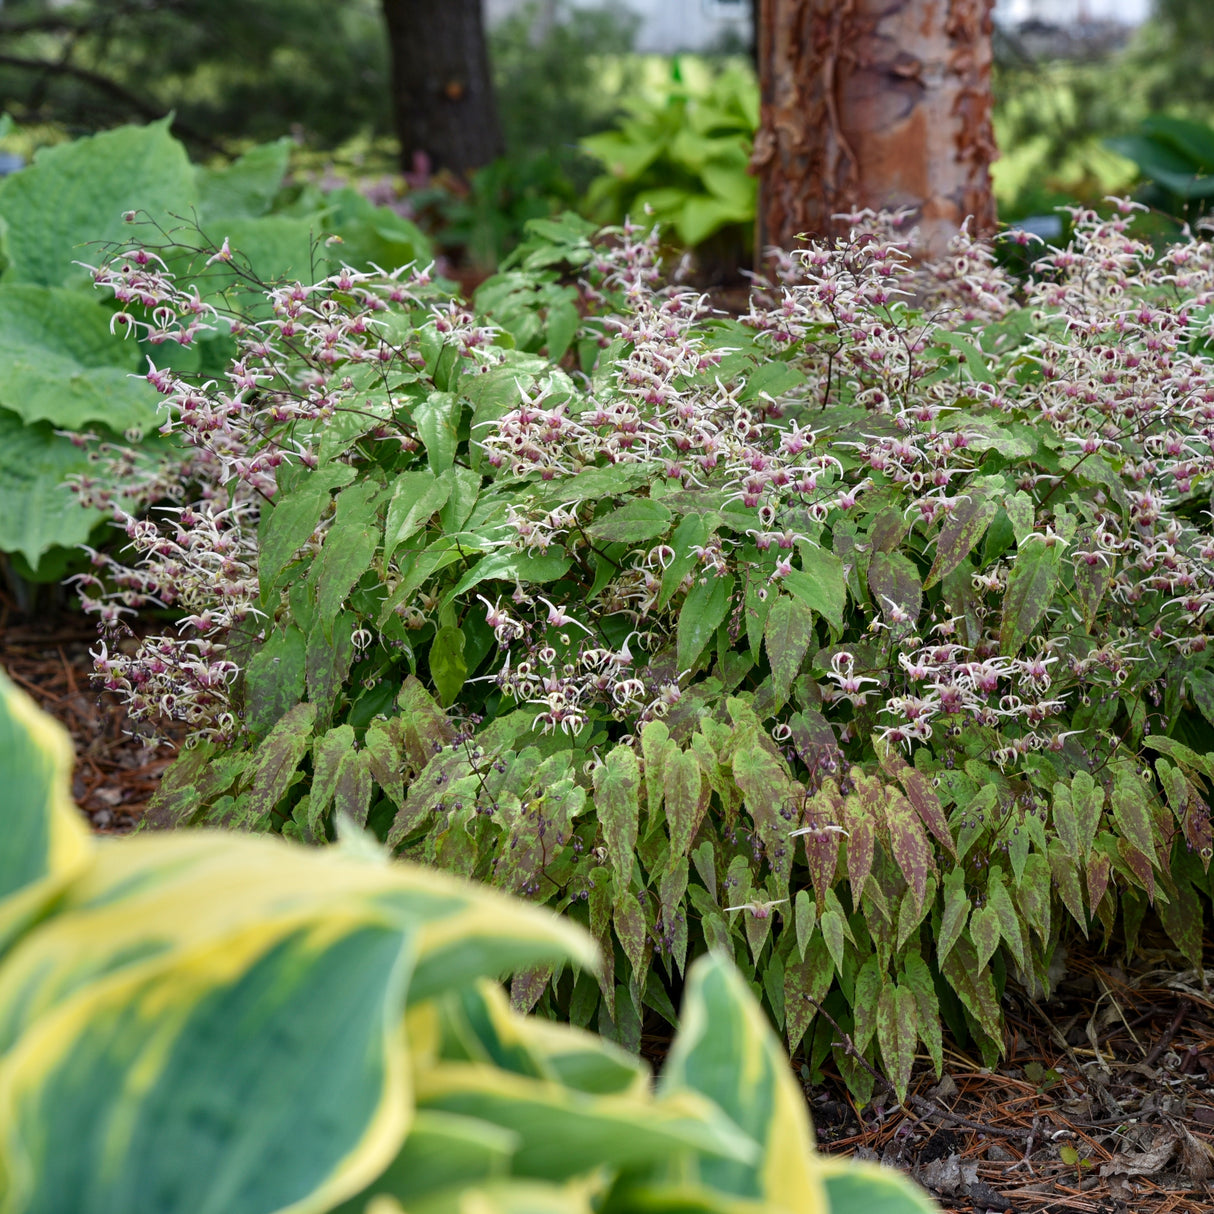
0 285 157 431
0 409 102 565
0 119 196 288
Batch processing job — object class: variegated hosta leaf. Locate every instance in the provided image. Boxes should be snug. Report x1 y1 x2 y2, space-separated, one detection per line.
0 830 597 1053
657 954 828 1214
814 1158 940 1213
0 915 416 1214
414 1062 756 1182
0 673 92 951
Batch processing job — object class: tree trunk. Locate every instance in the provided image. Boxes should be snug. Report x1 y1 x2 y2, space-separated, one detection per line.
752 0 998 257
381 0 503 176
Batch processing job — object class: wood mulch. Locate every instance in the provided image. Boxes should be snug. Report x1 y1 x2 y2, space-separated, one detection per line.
3 588 1212 1213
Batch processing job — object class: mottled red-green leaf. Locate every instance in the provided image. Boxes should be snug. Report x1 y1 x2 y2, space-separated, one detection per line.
868 550 922 628
1111 765 1158 862
309 723 354 837
988 869 1025 969
332 749 373 828
1157 869 1203 969
877 984 918 1103
245 702 315 828
852 955 883 1054
1051 779 1082 864
938 866 969 965
594 746 641 896
658 856 689 975
1117 837 1156 903
925 486 1000 589
901 951 943 1077
640 719 672 823
841 772 880 896
1072 554 1109 631
787 707 842 774
999 539 1061 657
882 787 933 913
305 611 355 727
1049 839 1088 933
387 748 472 848
664 746 708 859
783 932 834 1052
969 902 1001 973
1016 852 1051 943
941 936 1003 1044
895 876 934 952
1085 850 1111 918
613 888 649 980
765 592 816 708
1069 770 1105 860
799 823 839 912
244 624 306 735
509 966 552 1015
878 741 956 859
397 675 456 769
363 717 404 808
731 735 794 885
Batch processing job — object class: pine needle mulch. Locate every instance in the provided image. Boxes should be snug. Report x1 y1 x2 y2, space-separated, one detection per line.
4 591 1211 1214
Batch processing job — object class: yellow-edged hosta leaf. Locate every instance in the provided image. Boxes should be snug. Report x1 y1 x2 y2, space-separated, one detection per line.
328 1111 518 1214
436 979 648 1097
813 1158 940 1213
404 1176 600 1214
657 955 828 1214
0 672 91 950
0 915 415 1214
415 1062 756 1181
0 830 595 1052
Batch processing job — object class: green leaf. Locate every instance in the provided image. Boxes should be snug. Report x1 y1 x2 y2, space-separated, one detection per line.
852 956 882 1055
0 119 197 287
260 464 355 595
764 593 815 709
1111 765 1158 861
940 936 1002 1043
196 137 292 221
969 903 1001 973
546 299 580 363
783 548 846 632
384 472 452 565
676 575 733 672
243 625 307 735
793 890 816 961
587 499 673 545
313 482 382 635
415 391 460 475
999 540 1062 657
430 626 468 708
937 867 970 966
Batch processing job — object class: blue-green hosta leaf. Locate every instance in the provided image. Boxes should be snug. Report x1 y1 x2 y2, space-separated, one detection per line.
0 119 197 288
0 285 157 431
0 409 102 564
195 138 293 222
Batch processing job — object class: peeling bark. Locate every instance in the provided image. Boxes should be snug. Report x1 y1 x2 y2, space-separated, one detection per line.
753 0 998 257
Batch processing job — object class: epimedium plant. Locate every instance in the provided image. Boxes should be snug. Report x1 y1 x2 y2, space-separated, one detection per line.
76 201 1214 1106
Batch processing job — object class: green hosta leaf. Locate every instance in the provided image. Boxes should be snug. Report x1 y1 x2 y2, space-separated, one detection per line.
587 499 673 544
0 118 196 287
818 1159 941 1214
384 471 452 565
658 955 827 1212
877 984 918 1103
867 551 921 629
196 137 292 221
784 548 846 632
924 485 1000 589
245 703 316 828
594 747 641 897
999 540 1061 657
765 593 816 708
0 411 101 564
430 626 468 708
0 285 157 431
676 574 733 672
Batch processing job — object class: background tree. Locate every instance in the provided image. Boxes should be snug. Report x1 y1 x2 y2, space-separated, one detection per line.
751 0 998 255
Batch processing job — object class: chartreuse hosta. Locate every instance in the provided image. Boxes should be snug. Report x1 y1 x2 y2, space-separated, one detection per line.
0 670 935 1214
